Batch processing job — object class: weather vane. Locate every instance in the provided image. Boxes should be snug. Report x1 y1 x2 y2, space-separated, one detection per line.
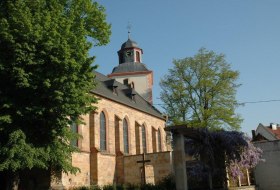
127 22 132 39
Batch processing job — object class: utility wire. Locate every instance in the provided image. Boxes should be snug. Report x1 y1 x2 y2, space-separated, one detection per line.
153 99 280 106
240 99 280 104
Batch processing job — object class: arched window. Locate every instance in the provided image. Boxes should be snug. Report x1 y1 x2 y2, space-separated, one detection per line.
71 122 78 147
123 119 129 154
136 51 140 62
100 112 106 151
158 129 162 152
142 125 147 153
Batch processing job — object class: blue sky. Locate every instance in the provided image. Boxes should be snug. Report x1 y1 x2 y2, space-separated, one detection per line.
92 0 280 136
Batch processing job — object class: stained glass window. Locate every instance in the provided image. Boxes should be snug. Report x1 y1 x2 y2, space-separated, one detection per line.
142 125 147 153
158 129 162 152
123 119 129 154
100 112 106 151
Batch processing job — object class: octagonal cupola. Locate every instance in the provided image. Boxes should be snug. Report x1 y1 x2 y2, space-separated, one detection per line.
118 36 143 64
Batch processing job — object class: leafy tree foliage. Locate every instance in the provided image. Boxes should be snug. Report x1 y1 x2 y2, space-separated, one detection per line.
160 48 242 130
0 0 110 187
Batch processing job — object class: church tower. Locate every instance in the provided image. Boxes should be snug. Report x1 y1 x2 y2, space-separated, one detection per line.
108 36 153 104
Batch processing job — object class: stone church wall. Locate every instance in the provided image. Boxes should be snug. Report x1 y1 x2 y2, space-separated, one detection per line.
96 153 116 185
94 97 167 155
61 152 91 189
123 151 173 185
89 96 169 186
53 94 169 188
53 114 91 189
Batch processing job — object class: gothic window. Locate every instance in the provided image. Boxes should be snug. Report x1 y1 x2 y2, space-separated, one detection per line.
100 111 106 151
71 122 78 147
158 129 162 152
123 119 129 154
152 128 157 152
135 122 141 154
142 125 147 153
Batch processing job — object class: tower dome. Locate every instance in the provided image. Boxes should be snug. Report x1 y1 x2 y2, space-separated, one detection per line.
121 38 139 49
116 37 143 66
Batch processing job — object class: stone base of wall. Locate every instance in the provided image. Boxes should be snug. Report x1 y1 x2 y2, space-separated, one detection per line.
96 152 116 186
123 151 173 185
59 152 90 189
50 151 172 189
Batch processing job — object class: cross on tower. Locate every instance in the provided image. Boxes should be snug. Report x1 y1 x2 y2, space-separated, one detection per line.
136 153 151 184
127 22 132 39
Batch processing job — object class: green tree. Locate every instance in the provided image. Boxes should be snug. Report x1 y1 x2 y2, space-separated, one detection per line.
160 48 242 130
0 0 110 189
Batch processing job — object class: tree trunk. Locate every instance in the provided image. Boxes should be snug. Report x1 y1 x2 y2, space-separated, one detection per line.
6 171 20 190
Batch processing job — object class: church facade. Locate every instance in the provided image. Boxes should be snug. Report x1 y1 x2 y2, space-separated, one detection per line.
52 37 173 189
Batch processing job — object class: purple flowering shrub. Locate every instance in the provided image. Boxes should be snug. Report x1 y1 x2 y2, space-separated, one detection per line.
185 129 263 181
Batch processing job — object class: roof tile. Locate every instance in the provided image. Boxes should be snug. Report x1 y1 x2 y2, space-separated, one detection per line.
91 71 165 120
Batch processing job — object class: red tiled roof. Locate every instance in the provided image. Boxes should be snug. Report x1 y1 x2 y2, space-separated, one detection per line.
266 126 280 139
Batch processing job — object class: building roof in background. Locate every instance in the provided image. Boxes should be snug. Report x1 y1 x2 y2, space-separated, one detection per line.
91 71 165 120
253 123 280 141
266 125 280 139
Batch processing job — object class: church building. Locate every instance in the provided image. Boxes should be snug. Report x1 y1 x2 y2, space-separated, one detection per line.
52 36 173 189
